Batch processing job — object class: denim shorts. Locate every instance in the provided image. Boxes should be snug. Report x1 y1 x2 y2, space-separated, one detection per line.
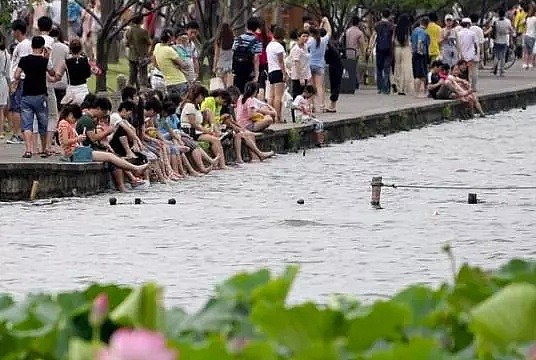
21 95 48 134
9 81 23 113
310 64 325 75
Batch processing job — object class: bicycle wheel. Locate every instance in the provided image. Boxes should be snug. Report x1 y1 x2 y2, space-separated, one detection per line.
504 45 516 70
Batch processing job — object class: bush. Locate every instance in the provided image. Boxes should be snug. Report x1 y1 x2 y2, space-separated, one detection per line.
1 259 536 359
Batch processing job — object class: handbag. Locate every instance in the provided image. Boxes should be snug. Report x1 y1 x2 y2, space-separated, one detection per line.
72 146 93 163
209 76 225 91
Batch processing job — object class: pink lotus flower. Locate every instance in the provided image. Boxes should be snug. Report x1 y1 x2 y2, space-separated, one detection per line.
99 328 176 360
90 293 109 327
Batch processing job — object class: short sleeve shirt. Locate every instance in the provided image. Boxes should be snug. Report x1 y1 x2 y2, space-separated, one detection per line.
153 43 187 86
75 114 96 148
18 55 51 96
200 96 222 124
180 102 203 126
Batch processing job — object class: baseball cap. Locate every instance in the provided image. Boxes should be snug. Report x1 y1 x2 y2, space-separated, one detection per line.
444 14 454 20
461 17 472 24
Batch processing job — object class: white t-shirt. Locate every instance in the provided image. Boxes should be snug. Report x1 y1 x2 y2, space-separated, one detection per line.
266 40 285 73
180 102 203 127
10 38 32 81
457 28 478 61
50 0 61 24
526 16 536 38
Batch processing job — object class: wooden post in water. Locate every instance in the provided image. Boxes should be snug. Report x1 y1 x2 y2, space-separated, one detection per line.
370 176 383 209
468 193 477 204
30 181 39 201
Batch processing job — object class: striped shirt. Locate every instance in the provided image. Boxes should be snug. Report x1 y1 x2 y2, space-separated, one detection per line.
232 32 262 56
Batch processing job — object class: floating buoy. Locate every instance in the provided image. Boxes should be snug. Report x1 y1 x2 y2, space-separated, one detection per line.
168 198 176 205
134 198 142 205
109 197 117 206
297 199 305 205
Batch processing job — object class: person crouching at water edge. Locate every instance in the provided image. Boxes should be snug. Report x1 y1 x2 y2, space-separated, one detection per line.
57 103 149 192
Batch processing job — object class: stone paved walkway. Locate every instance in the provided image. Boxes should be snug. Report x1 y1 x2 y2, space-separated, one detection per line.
1 68 535 164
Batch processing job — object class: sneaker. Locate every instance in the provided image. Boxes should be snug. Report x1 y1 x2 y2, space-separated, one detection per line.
530 64 534 70
6 135 21 144
522 64 528 70
0 133 4 139
17 135 23 142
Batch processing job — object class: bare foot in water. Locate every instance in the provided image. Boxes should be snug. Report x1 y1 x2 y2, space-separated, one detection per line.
260 151 275 161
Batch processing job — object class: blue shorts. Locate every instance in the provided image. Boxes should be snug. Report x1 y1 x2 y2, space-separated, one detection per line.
9 81 23 113
310 64 325 75
21 95 48 134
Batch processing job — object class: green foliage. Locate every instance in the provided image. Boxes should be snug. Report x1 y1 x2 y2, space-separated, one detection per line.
2 260 536 359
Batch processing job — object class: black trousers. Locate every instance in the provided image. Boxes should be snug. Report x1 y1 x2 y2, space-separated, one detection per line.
329 64 344 102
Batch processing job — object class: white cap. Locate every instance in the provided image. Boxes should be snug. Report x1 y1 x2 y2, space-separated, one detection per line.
444 14 454 20
461 17 472 24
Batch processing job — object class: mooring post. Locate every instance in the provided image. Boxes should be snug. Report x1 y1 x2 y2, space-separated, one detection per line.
468 193 477 204
371 176 383 208
30 181 39 201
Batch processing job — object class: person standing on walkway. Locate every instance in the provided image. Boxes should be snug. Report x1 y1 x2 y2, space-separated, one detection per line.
232 17 262 93
307 17 331 112
522 7 536 70
213 23 235 88
469 14 485 90
514 2 528 59
7 20 32 145
426 13 442 63
368 10 395 95
411 17 430 98
289 30 311 99
153 29 188 96
487 9 515 77
266 26 288 122
55 39 92 106
393 14 413 96
457 18 479 91
255 18 271 101
81 0 100 62
38 16 60 156
185 21 201 82
325 38 343 112
49 27 69 111
126 15 151 89
440 14 459 68
345 16 364 89
0 32 10 140
12 36 56 158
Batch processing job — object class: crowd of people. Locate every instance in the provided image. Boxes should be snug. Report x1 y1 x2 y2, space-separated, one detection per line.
0 1 534 191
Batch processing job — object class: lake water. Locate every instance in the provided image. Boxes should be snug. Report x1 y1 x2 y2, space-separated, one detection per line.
2 107 536 310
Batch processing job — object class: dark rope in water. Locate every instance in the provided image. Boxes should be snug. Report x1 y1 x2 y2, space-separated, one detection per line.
377 183 536 190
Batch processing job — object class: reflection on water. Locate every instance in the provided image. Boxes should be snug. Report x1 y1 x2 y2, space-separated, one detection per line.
2 107 536 310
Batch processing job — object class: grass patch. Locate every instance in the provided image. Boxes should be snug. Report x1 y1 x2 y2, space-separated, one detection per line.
87 59 129 93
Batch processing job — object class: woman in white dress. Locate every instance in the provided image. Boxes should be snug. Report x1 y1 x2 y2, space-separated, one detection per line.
0 32 10 139
213 23 234 88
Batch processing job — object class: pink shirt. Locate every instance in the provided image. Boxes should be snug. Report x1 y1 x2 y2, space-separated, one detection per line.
235 96 256 128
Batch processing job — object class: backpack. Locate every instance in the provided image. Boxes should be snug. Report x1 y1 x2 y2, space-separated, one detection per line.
376 21 393 52
232 35 254 72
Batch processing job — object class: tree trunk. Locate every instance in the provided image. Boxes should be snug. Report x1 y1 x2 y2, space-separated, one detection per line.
60 0 69 37
96 34 110 92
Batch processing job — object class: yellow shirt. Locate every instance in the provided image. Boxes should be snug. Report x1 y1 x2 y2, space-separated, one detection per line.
153 43 187 86
514 9 527 34
426 22 442 57
200 96 223 125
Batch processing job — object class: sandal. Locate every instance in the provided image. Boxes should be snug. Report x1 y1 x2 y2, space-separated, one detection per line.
22 151 32 159
324 108 337 113
40 151 52 158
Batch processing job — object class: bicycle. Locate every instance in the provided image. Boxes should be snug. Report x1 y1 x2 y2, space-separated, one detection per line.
481 37 516 71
